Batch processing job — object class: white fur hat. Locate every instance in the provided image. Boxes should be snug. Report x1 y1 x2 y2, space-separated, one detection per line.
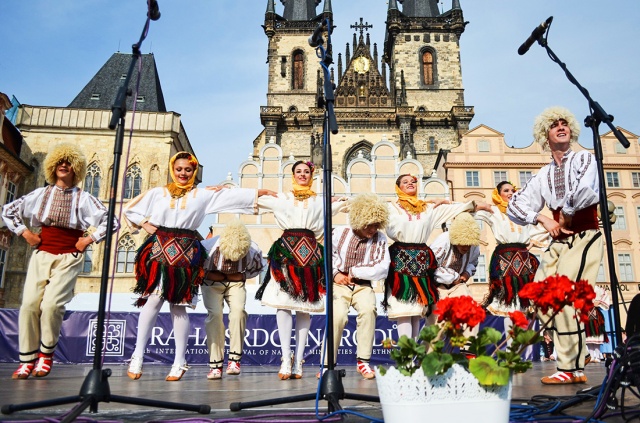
43 143 87 186
218 220 251 261
348 193 389 231
533 106 580 151
449 212 480 246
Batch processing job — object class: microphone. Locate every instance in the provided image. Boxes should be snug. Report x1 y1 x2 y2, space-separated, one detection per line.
517 16 553 55
148 0 161 21
308 22 326 47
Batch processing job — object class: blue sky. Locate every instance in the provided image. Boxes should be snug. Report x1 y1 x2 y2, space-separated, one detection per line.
2 0 639 187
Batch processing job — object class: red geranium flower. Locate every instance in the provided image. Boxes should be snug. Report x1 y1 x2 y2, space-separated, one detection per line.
434 296 486 330
509 311 529 329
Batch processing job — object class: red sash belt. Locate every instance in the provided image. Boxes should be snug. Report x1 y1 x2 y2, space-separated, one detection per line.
551 204 599 240
38 226 83 254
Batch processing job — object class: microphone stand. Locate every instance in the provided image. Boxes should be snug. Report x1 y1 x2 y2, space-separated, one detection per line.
1 7 210 421
230 18 379 413
535 34 629 349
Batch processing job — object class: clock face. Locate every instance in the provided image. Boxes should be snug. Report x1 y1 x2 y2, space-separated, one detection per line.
353 56 370 74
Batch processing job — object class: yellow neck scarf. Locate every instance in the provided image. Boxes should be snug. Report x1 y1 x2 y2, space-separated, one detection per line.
166 152 199 200
492 188 509 214
395 184 427 214
291 175 316 200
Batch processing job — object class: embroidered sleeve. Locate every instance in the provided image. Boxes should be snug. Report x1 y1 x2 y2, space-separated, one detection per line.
562 151 599 216
79 192 118 243
349 233 390 281
508 171 546 225
244 243 267 279
1 188 44 236
431 233 459 285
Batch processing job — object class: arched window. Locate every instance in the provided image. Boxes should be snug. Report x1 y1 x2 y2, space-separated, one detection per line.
82 246 93 273
292 50 304 90
84 162 101 197
343 141 373 179
422 50 434 85
124 165 142 199
116 235 137 273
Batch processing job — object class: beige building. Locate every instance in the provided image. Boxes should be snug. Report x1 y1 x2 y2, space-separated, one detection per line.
1 54 199 308
438 124 640 315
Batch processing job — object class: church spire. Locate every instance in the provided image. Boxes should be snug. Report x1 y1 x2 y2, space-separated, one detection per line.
452 0 461 10
266 0 275 14
282 0 319 21
401 0 440 17
323 0 332 14
388 0 398 11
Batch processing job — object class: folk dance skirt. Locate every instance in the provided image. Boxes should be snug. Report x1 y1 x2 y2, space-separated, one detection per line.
255 229 325 313
133 226 207 307
483 243 539 316
585 307 609 344
383 242 438 319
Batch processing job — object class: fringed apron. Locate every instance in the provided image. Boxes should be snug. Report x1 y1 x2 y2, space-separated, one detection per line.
383 242 438 310
133 226 207 307
482 242 539 312
255 228 324 303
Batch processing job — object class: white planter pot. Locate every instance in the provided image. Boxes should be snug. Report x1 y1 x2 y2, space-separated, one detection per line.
375 364 512 423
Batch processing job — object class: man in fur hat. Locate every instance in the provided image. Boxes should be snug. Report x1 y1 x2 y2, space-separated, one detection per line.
508 106 603 385
2 143 117 379
427 212 481 339
320 193 390 380
201 220 266 380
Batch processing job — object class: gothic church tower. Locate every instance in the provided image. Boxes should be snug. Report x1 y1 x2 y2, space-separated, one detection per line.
260 0 330 163
384 0 473 164
250 0 473 179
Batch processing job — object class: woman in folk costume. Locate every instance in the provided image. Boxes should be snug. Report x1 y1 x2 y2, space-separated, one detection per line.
475 181 550 316
255 160 347 380
124 151 270 382
585 285 611 362
383 174 490 339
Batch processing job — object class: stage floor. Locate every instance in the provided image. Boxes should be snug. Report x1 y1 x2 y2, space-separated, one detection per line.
0 361 635 422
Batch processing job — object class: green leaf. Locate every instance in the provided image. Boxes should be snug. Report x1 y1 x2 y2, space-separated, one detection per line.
514 330 541 346
419 324 441 343
422 352 454 377
478 327 503 345
468 356 510 386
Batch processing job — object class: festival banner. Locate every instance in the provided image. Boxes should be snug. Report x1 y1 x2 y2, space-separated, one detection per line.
0 309 526 365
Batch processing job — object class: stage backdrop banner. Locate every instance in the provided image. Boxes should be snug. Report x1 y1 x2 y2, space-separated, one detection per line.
0 309 529 366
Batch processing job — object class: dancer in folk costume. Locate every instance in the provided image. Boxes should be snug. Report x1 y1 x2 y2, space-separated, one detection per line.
2 143 116 379
384 174 489 339
124 151 271 381
323 193 390 379
427 212 482 340
508 107 603 384
475 181 550 317
255 160 347 380
201 220 266 380
585 285 610 363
